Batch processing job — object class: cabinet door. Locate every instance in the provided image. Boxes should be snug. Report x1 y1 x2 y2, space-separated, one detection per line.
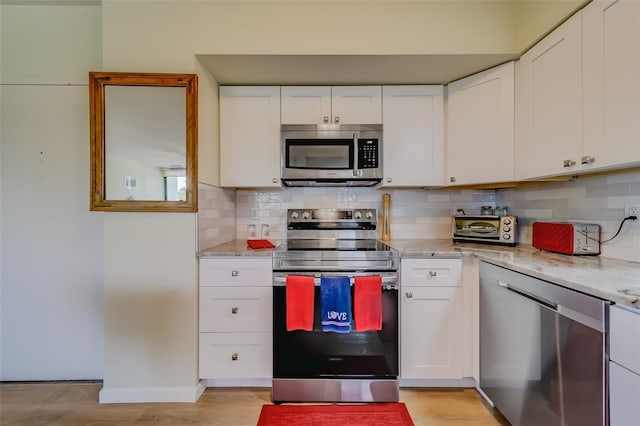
583 0 640 172
401 286 463 379
381 85 444 187
220 86 281 188
331 86 382 124
516 12 583 179
281 86 331 124
447 62 515 186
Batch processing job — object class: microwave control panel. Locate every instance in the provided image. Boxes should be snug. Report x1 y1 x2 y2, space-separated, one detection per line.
358 139 379 168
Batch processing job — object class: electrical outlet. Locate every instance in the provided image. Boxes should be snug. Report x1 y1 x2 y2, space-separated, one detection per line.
625 202 640 217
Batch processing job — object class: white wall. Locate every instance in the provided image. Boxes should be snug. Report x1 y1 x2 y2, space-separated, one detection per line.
0 4 103 380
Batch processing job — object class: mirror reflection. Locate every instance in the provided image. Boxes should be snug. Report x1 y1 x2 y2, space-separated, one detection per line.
89 72 197 212
104 85 186 201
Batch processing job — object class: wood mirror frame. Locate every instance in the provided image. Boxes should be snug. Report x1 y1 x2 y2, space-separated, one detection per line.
89 72 198 212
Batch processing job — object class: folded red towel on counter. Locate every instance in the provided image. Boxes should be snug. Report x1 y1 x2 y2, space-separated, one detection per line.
286 275 315 331
247 239 276 249
354 276 382 331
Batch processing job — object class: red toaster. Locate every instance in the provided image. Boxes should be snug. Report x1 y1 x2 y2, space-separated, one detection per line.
532 222 601 255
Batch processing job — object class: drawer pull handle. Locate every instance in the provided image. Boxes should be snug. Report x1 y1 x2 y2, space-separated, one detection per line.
406 292 413 299
428 271 437 277
231 353 238 361
563 159 576 167
231 307 238 314
231 270 238 277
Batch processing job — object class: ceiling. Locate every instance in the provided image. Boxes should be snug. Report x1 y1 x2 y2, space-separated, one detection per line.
197 53 518 86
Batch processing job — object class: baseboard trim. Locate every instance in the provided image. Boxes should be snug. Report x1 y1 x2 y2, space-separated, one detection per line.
204 378 272 387
399 377 477 388
99 379 207 403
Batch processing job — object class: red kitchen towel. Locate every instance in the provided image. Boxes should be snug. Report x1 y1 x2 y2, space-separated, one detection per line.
247 239 276 249
354 276 382 331
286 275 315 331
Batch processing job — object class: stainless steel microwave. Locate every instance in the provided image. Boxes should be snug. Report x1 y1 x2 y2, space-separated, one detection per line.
280 124 383 187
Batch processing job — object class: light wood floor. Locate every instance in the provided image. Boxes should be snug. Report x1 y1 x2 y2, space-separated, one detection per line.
0 382 509 425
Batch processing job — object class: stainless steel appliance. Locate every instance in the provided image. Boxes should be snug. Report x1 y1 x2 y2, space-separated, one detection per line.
272 208 400 403
281 124 383 187
479 261 609 426
532 221 601 255
452 215 517 246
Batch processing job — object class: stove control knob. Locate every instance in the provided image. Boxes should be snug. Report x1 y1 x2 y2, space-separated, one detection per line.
302 211 311 220
290 211 299 220
354 211 363 219
365 211 374 220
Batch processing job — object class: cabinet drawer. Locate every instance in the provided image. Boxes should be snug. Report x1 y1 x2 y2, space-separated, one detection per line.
200 287 272 332
199 332 272 379
200 257 271 286
401 259 462 287
610 304 640 374
610 360 640 426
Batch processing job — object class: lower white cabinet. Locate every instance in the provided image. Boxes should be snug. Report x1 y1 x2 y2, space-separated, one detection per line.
400 258 463 379
609 304 640 426
199 257 272 381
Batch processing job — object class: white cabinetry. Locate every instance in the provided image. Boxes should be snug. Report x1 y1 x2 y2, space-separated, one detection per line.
219 86 281 188
516 11 583 179
199 257 272 381
447 62 515 186
583 0 640 172
400 258 463 379
381 86 444 187
281 86 382 125
609 304 640 426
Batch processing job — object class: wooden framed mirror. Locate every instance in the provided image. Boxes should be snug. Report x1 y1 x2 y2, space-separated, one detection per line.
89 72 197 212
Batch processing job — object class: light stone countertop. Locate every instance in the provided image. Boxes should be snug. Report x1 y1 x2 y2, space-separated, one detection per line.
197 238 640 309
197 239 281 257
384 239 640 310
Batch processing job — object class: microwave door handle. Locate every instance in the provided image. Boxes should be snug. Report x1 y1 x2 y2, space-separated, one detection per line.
352 133 358 177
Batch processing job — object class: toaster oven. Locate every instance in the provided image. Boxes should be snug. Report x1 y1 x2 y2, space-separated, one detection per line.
452 215 517 246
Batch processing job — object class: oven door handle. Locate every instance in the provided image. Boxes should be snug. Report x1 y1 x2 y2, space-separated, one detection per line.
273 273 398 289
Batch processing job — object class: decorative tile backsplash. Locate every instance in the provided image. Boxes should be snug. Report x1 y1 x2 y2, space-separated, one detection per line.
197 183 236 251
199 169 640 262
235 187 497 241
496 169 640 262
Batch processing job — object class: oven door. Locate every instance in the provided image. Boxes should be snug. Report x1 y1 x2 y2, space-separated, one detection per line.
272 271 398 380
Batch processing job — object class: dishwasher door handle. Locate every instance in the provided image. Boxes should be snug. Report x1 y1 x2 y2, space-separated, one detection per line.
498 281 558 311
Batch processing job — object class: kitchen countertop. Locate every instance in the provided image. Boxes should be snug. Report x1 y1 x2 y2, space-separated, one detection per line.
197 238 640 309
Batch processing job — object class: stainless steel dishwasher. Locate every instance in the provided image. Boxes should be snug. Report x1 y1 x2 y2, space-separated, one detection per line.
479 261 610 426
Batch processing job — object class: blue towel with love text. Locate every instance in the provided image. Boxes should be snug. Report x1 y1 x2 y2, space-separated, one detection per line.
321 276 352 333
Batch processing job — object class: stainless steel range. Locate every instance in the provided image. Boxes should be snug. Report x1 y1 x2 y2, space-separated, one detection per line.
272 208 400 403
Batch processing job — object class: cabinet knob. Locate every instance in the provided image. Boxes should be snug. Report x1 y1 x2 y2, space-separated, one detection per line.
428 270 437 277
563 159 576 167
386 177 392 183
406 292 413 299
334 116 340 123
231 307 238 314
231 353 238 361
272 177 278 184
323 116 329 123
450 177 456 183
581 155 596 165
231 270 238 277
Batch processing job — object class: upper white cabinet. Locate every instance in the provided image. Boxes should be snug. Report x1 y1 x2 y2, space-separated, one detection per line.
446 62 515 186
219 86 281 188
381 86 444 187
281 86 382 125
583 0 640 172
515 11 583 180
